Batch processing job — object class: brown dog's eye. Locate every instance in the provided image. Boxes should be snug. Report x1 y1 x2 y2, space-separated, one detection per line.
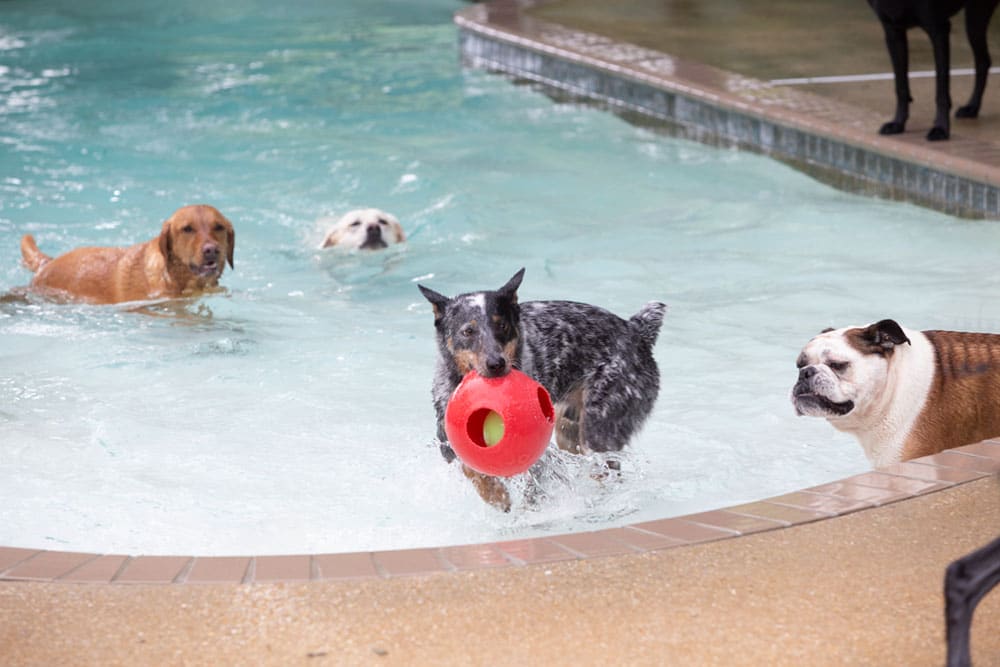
214 223 225 232
182 225 195 233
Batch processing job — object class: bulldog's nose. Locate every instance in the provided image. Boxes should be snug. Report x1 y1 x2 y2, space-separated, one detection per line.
202 243 219 261
798 366 817 382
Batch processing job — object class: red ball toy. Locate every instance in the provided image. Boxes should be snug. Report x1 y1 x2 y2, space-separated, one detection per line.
444 369 555 477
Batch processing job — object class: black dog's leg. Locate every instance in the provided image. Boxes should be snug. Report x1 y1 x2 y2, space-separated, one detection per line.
926 18 954 140
879 22 912 135
944 534 1000 667
956 0 1000 119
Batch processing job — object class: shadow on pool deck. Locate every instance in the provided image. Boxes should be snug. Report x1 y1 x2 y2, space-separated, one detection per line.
3 1 1000 664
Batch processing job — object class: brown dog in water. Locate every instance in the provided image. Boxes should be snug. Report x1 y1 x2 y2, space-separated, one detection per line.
20 204 235 305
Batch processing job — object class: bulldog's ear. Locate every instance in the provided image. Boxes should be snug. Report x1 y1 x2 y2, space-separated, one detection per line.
820 327 835 334
863 319 911 351
497 268 525 302
158 221 172 260
418 284 450 322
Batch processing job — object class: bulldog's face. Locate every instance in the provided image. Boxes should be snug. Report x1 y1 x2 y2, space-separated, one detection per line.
320 208 405 250
791 319 911 420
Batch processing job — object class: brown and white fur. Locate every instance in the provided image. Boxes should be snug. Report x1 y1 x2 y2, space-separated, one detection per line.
20 204 234 305
319 208 405 250
791 318 1000 466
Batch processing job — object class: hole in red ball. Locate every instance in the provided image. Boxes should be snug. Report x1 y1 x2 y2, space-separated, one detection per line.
537 387 554 423
466 408 492 448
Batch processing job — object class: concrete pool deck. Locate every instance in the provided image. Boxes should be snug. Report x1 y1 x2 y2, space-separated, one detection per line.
4 0 1000 663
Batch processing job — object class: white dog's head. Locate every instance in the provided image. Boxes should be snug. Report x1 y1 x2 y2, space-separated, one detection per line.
319 208 405 250
791 319 911 421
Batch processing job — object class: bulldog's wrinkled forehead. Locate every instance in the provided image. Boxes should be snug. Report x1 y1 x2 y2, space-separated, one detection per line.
797 326 863 366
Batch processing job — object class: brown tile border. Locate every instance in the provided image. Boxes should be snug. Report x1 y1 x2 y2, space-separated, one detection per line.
0 441 997 584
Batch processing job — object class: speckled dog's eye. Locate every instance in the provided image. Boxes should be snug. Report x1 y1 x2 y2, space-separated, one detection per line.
460 324 476 338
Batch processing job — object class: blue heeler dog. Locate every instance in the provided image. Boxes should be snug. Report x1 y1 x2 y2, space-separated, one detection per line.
418 268 666 511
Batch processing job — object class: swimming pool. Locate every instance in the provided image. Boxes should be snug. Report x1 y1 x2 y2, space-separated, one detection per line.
3 0 1000 557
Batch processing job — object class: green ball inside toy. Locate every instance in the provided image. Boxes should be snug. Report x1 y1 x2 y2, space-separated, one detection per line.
482 410 505 447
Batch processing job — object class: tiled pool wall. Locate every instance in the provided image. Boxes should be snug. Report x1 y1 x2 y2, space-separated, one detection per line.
456 1 1000 218
1 441 998 584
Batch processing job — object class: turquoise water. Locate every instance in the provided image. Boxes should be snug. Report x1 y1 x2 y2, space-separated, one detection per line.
3 0 1000 556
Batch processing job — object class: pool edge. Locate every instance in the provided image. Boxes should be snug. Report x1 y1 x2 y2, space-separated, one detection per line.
1 440 997 584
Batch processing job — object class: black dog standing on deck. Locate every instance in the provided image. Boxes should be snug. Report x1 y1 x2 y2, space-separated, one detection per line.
868 0 1000 140
418 269 666 511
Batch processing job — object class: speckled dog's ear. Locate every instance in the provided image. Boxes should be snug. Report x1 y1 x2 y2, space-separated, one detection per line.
497 268 525 302
418 284 450 323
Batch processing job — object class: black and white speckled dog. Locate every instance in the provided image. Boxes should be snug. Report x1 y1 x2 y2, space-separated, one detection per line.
418 268 666 511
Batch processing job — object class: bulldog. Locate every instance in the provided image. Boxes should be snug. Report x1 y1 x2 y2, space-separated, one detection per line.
791 319 1000 467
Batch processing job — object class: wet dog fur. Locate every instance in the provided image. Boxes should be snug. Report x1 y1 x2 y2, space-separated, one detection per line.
20 204 234 305
319 208 405 251
418 268 666 511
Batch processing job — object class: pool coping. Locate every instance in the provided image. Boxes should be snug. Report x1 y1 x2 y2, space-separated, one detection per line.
4 0 1000 587
1 440 998 584
455 0 1000 218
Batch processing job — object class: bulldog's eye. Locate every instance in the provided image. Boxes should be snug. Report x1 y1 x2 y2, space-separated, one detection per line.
829 361 849 373
182 225 195 233
350 220 362 228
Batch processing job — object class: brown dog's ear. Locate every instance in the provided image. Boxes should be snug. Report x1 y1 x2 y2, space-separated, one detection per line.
226 226 235 269
158 221 172 260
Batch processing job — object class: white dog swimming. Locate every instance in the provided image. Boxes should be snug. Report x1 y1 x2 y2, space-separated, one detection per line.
319 208 405 251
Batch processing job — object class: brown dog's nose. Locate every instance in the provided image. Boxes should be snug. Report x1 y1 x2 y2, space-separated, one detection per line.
202 243 219 261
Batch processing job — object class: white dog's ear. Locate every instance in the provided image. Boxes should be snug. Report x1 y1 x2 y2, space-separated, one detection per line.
497 268 525 301
418 284 450 323
860 319 911 351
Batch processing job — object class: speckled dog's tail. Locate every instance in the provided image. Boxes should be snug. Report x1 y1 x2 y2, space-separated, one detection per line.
629 301 667 346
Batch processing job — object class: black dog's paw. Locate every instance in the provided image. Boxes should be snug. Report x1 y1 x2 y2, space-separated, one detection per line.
926 125 950 141
878 120 906 135
956 104 980 118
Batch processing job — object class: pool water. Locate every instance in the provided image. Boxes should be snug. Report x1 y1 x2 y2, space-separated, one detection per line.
3 0 1000 556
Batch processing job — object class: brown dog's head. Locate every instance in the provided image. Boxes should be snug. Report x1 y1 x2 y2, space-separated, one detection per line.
158 204 235 285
